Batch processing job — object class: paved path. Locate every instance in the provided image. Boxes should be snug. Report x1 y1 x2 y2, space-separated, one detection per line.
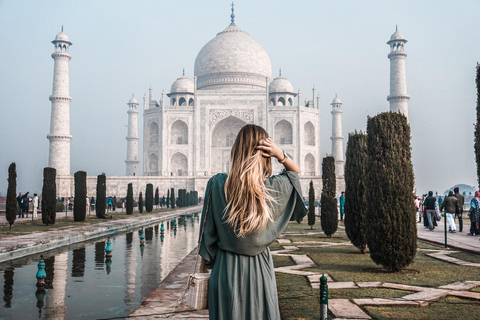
416 220 480 253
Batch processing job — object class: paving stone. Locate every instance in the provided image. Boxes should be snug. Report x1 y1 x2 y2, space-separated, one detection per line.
329 299 371 319
290 254 314 265
277 239 291 244
356 282 382 288
439 281 480 291
354 298 420 307
307 274 333 283
400 289 449 306
328 282 358 289
382 282 428 292
448 290 480 300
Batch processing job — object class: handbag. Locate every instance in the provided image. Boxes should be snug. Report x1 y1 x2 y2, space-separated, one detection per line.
186 175 216 310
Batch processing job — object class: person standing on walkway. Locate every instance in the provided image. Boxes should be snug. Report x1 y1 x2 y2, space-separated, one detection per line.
441 191 460 233
32 193 39 218
107 197 113 212
90 196 95 211
438 196 444 209
339 191 345 222
423 191 437 231
454 187 464 232
16 192 23 218
468 190 480 236
414 196 420 222
22 193 30 218
199 125 306 320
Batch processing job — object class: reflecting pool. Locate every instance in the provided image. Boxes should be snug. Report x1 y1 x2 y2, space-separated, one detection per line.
0 214 200 319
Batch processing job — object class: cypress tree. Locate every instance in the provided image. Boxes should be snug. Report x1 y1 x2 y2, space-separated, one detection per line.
126 183 133 215
308 180 315 229
167 189 170 208
146 184 153 212
112 195 117 211
74 171 87 222
366 112 416 272
6 163 17 229
155 187 159 208
171 188 176 209
41 167 57 226
138 192 144 213
321 156 338 237
475 64 480 189
96 174 106 218
344 132 368 254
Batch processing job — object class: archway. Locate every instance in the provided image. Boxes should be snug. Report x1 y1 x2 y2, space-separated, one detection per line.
148 153 158 175
304 121 315 146
171 120 188 145
148 122 159 146
211 116 247 173
274 120 293 145
304 153 315 176
170 152 188 176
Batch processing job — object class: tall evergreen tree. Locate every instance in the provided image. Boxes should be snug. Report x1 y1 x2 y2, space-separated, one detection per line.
6 163 17 229
138 192 144 213
155 187 159 208
145 184 154 212
344 132 368 254
366 112 416 272
74 171 87 222
475 64 480 189
96 174 106 218
167 189 170 208
126 183 133 215
41 167 57 226
321 156 338 237
308 181 316 229
112 195 117 212
171 188 176 209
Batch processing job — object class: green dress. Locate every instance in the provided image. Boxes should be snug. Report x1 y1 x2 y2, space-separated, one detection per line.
199 170 307 320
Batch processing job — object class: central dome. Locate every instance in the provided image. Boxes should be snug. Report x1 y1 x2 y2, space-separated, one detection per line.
194 23 272 90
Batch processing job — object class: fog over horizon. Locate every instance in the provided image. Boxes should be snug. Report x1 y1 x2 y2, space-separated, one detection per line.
1 0 479 196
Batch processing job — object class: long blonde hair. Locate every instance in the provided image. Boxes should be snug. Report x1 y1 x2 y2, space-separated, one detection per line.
224 124 274 237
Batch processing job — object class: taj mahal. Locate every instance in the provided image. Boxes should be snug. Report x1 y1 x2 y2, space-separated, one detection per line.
47 8 409 199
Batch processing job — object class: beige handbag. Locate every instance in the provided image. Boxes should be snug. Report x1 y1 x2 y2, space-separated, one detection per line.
186 175 216 310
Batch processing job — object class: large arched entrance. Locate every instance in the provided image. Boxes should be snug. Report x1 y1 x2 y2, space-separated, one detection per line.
211 116 247 173
170 152 188 176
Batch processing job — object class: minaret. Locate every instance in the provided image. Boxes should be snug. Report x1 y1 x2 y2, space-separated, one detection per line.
47 28 72 176
126 96 140 176
331 95 344 178
387 26 410 120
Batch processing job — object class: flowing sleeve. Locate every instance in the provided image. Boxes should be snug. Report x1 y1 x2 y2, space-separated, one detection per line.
284 170 308 222
198 176 218 269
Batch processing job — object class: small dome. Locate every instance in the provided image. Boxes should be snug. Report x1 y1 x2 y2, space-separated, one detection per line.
269 76 294 94
170 76 194 94
55 31 70 42
128 97 138 104
331 96 342 104
390 30 405 41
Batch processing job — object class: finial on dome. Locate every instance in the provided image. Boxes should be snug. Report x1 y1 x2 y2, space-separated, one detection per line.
279 68 281 76
230 2 235 24
396 25 398 32
183 68 185 76
132 93 134 97
335 93 337 98
61 25 63 32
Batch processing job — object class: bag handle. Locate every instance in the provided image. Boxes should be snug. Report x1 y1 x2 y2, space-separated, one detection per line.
193 174 216 274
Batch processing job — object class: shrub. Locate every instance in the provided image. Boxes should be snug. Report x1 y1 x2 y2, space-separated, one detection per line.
308 180 315 229
321 156 338 237
6 163 17 229
344 132 368 254
96 174 106 218
56 202 65 212
126 183 133 215
146 184 153 212
138 192 143 213
41 167 57 226
171 188 175 209
74 171 87 222
167 189 170 208
366 112 416 272
112 196 117 211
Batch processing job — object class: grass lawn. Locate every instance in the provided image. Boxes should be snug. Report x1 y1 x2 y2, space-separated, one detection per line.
273 218 480 320
0 207 183 239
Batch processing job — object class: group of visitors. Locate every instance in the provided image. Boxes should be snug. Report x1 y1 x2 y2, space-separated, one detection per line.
16 192 39 219
416 187 480 236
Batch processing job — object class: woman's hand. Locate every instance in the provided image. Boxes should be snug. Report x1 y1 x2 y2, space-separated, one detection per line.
256 137 283 160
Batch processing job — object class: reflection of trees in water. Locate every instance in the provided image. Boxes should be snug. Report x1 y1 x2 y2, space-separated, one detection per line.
44 256 55 289
95 242 105 270
126 232 133 247
71 248 86 277
145 227 153 241
3 267 14 308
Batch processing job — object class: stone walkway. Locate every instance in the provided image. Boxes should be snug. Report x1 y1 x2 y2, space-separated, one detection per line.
272 238 480 319
416 221 480 253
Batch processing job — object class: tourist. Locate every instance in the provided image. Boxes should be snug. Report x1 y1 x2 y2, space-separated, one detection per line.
107 197 113 212
441 191 460 233
438 195 444 208
198 124 306 319
468 190 480 236
422 194 429 228
339 191 345 222
454 187 464 232
423 191 437 231
32 193 39 218
16 192 23 218
414 196 420 222
90 196 95 211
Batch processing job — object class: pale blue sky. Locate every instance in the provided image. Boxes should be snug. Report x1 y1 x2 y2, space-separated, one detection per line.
1 0 479 195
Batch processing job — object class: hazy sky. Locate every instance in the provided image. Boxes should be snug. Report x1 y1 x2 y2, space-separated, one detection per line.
1 0 479 195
